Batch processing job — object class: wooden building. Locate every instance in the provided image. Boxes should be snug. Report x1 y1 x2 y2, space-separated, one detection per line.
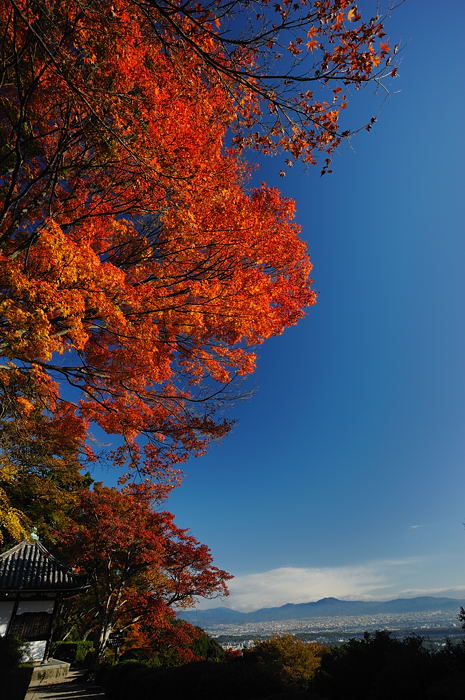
0 539 87 662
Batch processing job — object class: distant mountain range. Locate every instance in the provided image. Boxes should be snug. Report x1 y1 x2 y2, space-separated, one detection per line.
178 596 464 626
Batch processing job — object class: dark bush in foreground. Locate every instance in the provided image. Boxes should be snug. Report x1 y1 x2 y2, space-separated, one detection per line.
0 635 25 669
99 632 465 700
100 657 306 700
313 631 429 699
313 631 465 700
0 637 33 700
1 666 34 700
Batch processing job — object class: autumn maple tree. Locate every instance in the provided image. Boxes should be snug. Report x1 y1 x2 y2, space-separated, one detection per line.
0 386 94 545
0 0 396 477
0 1 399 666
55 484 231 658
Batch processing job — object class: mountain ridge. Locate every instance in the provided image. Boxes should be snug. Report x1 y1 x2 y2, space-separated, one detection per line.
178 596 464 626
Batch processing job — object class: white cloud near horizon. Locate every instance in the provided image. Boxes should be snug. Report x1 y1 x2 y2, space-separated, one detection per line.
199 558 431 612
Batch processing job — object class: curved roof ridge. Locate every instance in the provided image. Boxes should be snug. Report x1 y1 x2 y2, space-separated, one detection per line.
0 539 87 592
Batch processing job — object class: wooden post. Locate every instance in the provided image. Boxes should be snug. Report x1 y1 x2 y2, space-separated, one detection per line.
5 591 21 637
43 595 60 663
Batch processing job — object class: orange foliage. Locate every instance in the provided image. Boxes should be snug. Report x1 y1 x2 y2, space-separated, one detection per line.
0 0 394 474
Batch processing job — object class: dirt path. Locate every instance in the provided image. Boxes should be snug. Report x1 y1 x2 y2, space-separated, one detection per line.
25 670 105 700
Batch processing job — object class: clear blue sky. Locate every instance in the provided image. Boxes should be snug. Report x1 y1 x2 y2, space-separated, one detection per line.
97 1 465 610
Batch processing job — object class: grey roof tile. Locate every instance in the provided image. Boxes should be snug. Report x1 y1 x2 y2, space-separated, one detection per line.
0 540 87 591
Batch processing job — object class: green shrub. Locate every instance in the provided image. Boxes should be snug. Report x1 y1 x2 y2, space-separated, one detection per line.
52 640 94 664
190 628 226 662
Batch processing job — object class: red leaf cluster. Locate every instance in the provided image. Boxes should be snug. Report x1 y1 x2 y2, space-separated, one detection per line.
0 0 395 471
56 485 231 656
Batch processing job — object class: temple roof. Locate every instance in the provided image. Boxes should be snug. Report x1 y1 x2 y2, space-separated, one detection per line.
0 540 87 592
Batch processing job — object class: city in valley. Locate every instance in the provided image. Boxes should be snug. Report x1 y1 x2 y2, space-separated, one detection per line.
197 610 465 651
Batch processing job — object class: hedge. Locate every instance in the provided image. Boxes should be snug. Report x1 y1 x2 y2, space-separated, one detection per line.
52 640 94 664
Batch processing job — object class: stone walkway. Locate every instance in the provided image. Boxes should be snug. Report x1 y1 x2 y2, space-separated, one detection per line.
25 670 105 700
